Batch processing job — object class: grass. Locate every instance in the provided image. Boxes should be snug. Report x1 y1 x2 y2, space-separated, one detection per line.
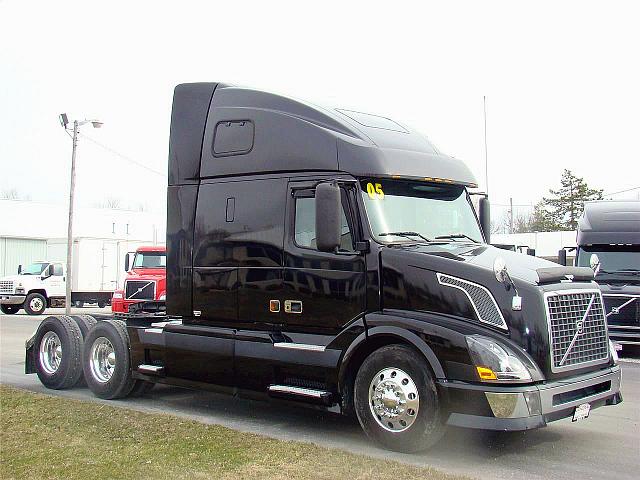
0 385 466 480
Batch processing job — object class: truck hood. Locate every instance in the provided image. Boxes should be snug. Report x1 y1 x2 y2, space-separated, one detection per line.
380 242 605 381
388 242 593 285
126 269 166 282
0 274 42 283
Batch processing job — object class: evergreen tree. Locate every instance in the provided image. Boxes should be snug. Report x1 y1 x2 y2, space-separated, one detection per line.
541 169 603 230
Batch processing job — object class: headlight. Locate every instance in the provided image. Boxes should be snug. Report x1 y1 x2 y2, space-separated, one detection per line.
158 294 166 301
466 335 532 382
15 287 25 294
609 340 620 364
112 292 123 299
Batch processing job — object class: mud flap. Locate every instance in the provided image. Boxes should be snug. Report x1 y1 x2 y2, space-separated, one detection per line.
25 335 36 374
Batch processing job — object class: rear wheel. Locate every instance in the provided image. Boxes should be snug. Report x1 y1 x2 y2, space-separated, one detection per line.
24 293 47 315
83 320 140 399
354 344 446 453
0 304 20 314
74 300 84 308
97 301 107 308
34 315 83 389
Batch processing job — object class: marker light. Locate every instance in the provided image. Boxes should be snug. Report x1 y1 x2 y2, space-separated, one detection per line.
476 366 498 380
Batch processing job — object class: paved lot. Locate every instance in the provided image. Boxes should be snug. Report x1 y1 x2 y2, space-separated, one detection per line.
1 309 639 480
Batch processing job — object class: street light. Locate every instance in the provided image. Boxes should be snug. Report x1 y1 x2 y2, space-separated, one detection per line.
59 114 103 314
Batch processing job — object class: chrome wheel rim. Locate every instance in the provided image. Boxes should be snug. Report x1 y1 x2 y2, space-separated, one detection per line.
39 331 62 374
369 367 419 432
30 297 44 312
89 337 116 383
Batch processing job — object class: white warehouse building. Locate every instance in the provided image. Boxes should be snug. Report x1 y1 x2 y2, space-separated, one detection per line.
0 200 166 283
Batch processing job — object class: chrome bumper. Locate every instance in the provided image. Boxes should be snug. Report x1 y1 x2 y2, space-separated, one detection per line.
445 365 622 430
0 295 26 305
538 365 621 416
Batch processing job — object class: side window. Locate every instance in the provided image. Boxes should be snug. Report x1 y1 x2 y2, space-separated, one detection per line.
53 264 63 276
294 194 354 251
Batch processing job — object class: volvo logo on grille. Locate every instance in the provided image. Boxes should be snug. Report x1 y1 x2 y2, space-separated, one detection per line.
575 319 584 334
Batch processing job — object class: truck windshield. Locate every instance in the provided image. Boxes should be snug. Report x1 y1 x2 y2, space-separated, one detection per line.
21 262 48 275
132 252 166 269
576 245 640 273
359 179 483 244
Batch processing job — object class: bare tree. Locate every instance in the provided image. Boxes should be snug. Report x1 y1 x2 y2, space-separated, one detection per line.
1 188 32 200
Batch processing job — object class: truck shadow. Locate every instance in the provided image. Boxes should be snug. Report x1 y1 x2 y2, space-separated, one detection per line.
121 384 564 461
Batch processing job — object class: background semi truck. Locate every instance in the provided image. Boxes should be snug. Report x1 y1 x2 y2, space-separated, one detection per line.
0 239 161 314
25 83 622 453
111 246 166 314
568 201 640 347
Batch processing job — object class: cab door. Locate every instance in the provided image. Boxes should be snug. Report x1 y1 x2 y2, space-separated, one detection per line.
43 263 66 297
282 179 366 332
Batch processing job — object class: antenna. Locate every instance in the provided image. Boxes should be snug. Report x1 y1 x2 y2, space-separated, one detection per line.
483 96 489 195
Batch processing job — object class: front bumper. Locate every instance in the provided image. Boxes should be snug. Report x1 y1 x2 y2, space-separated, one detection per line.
1 294 26 305
442 365 622 431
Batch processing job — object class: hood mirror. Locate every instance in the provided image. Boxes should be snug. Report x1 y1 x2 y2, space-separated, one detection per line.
493 257 508 283
589 254 601 275
494 257 522 311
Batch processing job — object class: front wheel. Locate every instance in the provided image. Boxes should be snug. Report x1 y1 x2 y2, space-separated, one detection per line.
24 293 47 315
354 344 446 453
0 304 20 314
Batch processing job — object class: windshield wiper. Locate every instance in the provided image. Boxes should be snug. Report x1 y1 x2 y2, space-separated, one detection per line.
615 269 640 276
434 233 480 243
379 231 432 243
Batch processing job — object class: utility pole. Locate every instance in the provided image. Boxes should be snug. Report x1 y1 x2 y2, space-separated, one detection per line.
483 96 489 195
509 197 514 234
65 121 79 314
59 114 103 314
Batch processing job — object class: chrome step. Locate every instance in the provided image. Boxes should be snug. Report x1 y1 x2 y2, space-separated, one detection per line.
137 364 164 375
268 384 333 405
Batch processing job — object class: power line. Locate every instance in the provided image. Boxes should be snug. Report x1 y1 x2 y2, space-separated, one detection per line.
78 132 165 177
603 186 640 196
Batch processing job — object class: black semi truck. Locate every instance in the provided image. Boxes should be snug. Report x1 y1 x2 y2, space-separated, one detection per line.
571 201 640 347
26 83 622 452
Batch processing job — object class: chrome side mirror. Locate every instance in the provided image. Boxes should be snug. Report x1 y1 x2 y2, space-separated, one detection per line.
590 253 601 275
493 257 508 283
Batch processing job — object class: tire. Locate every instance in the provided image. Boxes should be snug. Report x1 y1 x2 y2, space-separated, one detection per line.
97 301 107 308
0 304 20 314
70 315 97 339
74 300 84 308
82 319 137 399
354 344 446 453
34 315 83 389
68 315 98 387
24 293 47 315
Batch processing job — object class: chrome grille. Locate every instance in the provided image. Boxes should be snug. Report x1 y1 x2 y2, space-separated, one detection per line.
545 290 609 372
0 280 14 294
125 280 155 300
603 295 640 326
437 273 507 330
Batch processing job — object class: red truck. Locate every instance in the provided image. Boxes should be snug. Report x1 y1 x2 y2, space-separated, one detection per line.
111 246 166 314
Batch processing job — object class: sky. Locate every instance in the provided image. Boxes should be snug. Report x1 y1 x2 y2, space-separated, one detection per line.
1 0 639 221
